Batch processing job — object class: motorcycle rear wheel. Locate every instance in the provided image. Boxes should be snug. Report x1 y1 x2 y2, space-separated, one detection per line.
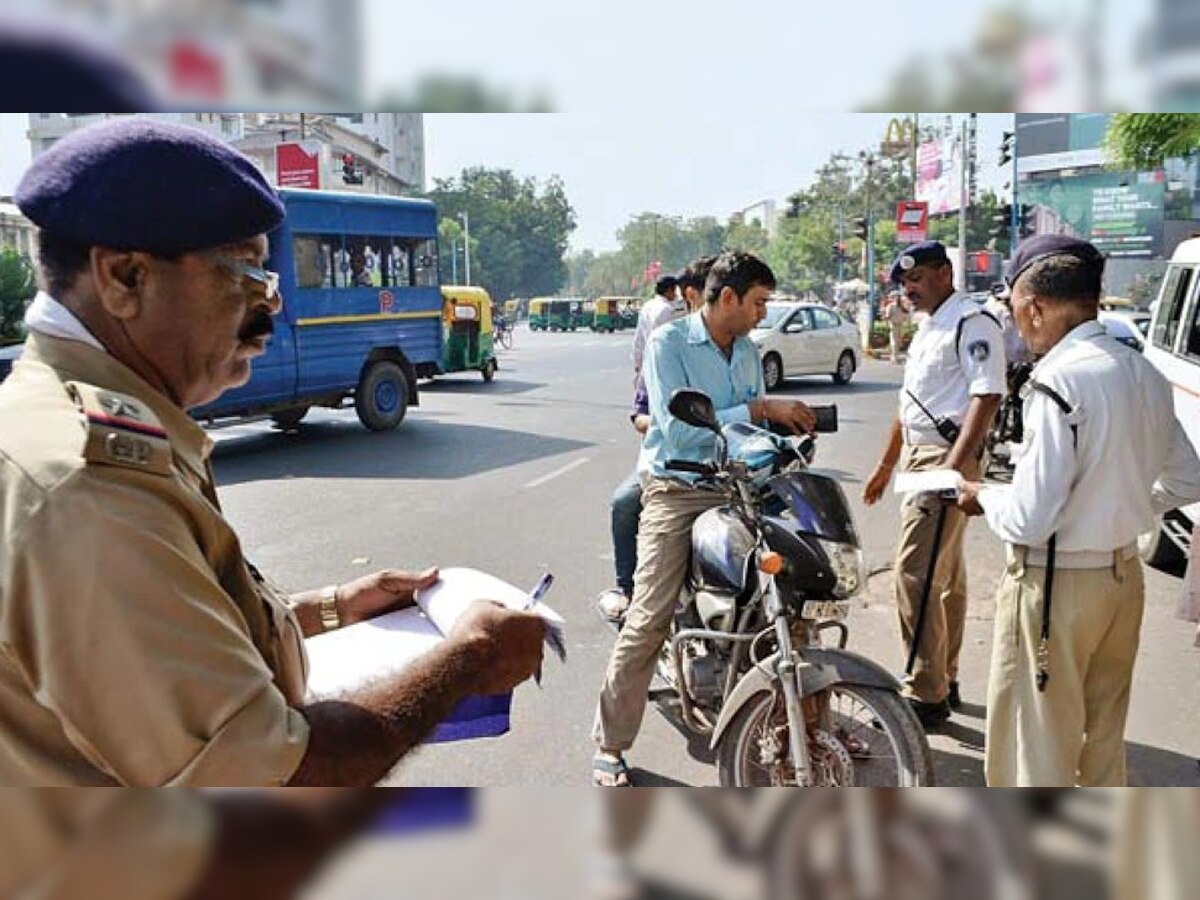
716 684 934 786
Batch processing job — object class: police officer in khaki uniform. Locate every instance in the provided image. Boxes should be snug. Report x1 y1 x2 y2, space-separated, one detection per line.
958 236 1200 786
0 118 546 791
863 241 1006 727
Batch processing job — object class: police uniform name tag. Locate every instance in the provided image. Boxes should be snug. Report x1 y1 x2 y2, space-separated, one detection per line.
66 381 174 476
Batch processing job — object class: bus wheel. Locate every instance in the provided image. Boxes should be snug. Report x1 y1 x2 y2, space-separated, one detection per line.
270 406 309 431
355 360 409 431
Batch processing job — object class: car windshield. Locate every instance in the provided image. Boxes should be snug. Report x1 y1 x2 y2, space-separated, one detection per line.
757 303 794 330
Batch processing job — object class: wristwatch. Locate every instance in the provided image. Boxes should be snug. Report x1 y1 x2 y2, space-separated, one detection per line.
319 584 342 632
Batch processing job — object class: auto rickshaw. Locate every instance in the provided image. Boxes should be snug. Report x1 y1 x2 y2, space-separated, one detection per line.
528 298 550 331
592 298 622 332
546 299 579 331
619 298 642 329
504 299 521 321
440 285 497 381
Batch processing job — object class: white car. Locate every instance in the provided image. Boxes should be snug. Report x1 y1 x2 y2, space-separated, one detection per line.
1098 309 1151 351
751 301 859 390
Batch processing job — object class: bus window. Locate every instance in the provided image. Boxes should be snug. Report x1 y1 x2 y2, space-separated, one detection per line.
388 238 412 287
294 234 327 289
412 238 438 287
1153 265 1194 352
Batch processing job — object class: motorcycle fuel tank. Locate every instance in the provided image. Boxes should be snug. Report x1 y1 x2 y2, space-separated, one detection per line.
691 507 756 596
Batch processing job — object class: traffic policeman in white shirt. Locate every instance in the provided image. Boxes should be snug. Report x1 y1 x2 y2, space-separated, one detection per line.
632 274 685 394
863 241 1006 727
958 236 1200 786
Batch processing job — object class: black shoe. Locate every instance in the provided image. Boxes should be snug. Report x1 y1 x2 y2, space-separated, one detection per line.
908 697 951 729
948 681 962 710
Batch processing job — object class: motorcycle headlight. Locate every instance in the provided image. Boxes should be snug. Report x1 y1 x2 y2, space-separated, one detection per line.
817 539 865 599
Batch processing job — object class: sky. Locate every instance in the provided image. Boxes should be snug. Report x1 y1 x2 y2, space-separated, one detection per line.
0 113 1011 254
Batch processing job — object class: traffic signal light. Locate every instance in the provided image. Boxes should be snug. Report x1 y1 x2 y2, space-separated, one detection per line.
341 153 363 185
999 130 1015 167
1018 203 1035 238
852 216 869 240
990 203 1013 239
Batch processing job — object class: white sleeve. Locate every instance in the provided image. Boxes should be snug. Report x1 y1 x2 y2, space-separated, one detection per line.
957 313 1007 396
978 390 1077 547
632 306 653 375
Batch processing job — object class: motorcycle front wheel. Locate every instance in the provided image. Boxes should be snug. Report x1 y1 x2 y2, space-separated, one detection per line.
715 684 934 786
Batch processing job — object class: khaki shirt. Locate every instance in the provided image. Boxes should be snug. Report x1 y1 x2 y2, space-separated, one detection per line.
0 789 213 899
0 333 310 785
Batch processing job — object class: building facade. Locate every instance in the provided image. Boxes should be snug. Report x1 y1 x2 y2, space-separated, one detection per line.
26 112 426 195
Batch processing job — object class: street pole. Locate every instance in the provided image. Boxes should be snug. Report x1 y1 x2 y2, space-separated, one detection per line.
910 112 919 199
864 154 877 332
957 118 969 292
459 211 471 284
837 208 846 285
451 238 458 283
1009 125 1020 252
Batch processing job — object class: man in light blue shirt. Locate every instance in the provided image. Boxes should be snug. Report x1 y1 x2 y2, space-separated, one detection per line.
592 252 815 786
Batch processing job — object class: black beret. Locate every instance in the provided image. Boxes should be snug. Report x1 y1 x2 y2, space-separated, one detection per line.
889 240 950 283
1006 235 1105 288
15 117 285 256
655 274 679 294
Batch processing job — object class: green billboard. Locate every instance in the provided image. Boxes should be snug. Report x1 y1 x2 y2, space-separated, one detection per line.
1021 171 1165 259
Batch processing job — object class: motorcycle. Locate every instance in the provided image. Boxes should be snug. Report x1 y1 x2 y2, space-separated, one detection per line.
655 388 935 786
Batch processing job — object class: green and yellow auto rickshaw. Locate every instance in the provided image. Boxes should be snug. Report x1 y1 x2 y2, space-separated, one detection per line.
592 298 622 332
504 299 521 321
528 297 550 331
440 285 497 381
547 299 580 331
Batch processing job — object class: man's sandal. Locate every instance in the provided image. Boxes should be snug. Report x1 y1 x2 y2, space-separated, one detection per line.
593 753 633 787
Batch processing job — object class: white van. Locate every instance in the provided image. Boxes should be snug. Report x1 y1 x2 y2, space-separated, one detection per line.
1140 238 1200 569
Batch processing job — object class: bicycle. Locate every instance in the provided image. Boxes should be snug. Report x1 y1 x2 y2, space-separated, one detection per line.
495 318 515 350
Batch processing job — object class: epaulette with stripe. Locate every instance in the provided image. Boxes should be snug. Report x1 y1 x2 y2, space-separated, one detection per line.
65 381 174 476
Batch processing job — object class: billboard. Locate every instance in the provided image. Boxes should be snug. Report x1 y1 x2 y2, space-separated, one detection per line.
915 138 963 215
895 201 929 243
1015 113 1111 175
1020 171 1165 259
276 141 320 189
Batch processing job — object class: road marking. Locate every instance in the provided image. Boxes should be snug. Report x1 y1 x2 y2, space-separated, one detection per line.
523 457 590 489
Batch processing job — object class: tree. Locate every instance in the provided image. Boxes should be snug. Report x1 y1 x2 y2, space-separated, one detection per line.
427 168 577 299
1105 114 1200 170
0 248 35 342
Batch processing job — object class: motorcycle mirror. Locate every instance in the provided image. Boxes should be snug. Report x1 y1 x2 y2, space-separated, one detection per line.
668 388 721 434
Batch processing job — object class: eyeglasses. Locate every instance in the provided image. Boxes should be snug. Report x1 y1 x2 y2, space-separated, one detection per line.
210 256 280 300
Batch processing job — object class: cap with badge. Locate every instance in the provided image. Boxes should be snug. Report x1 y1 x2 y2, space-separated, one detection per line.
15 117 285 256
889 240 951 284
1005 235 1105 288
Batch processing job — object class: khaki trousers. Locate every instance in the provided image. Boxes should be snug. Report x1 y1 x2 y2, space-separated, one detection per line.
985 549 1144 787
894 445 977 703
593 478 724 751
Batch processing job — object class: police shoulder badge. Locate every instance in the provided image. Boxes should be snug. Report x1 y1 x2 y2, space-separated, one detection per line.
967 340 991 363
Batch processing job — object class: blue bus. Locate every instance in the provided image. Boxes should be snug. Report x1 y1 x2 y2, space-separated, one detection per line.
191 189 443 431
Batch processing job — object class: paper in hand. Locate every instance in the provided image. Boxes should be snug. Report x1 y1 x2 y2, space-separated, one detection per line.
416 568 567 663
893 469 962 498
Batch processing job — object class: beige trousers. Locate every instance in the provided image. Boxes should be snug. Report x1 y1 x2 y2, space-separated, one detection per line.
985 549 1144 786
894 445 977 703
593 478 724 751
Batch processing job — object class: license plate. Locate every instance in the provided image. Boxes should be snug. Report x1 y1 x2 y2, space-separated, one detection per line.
800 600 850 621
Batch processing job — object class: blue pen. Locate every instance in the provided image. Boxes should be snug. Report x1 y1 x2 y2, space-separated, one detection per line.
524 572 554 611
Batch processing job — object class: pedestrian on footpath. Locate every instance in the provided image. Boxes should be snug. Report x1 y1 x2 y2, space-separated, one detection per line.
862 240 1006 729
884 290 910 363
958 236 1200 787
0 118 545 789
596 257 716 625
592 252 815 786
